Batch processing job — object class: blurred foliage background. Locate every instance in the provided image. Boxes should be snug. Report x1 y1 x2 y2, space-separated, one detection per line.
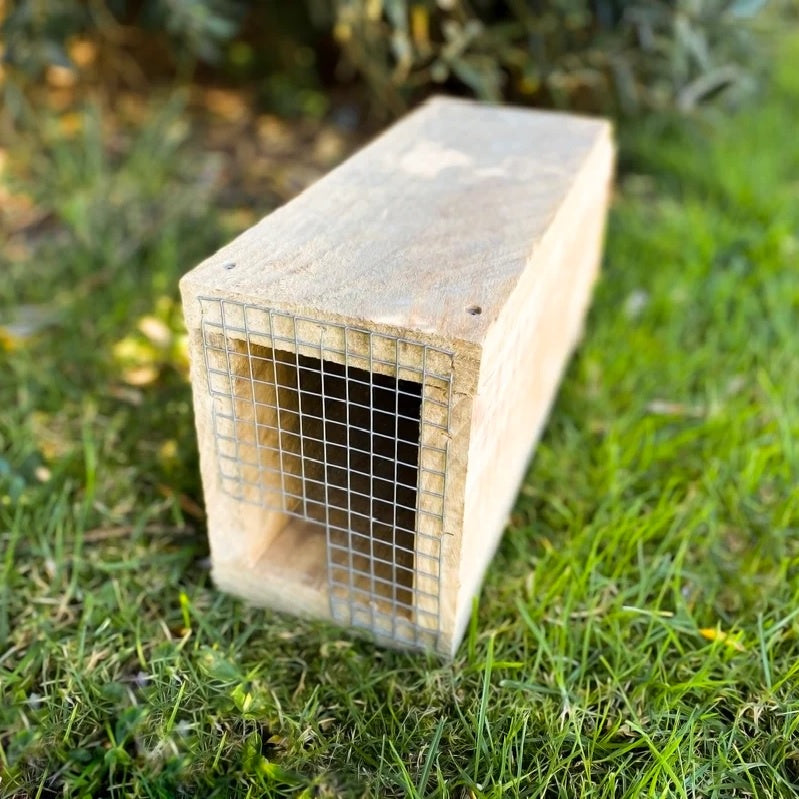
0 0 776 124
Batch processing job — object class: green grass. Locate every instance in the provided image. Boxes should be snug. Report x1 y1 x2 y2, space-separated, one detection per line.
2 37 799 798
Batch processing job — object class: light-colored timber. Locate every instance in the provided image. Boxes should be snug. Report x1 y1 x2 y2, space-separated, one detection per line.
180 96 615 656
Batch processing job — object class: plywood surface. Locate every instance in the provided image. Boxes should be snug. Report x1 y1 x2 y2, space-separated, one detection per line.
180 97 611 348
451 131 614 651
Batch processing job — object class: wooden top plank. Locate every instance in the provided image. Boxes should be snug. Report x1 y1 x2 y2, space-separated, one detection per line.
181 97 611 347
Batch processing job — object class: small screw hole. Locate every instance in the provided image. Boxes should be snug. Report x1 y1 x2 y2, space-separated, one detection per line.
223 261 236 270
466 305 482 316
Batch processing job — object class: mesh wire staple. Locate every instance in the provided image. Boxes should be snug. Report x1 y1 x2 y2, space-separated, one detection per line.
198 297 452 647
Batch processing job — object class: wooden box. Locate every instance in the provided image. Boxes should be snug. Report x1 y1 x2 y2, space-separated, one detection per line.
180 98 614 655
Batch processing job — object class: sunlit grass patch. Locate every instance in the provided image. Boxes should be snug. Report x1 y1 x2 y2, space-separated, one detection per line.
2 35 799 799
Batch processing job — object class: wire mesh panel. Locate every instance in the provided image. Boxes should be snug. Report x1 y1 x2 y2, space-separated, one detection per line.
198 297 452 647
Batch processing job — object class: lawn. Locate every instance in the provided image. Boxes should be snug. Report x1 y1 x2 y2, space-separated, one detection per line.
2 34 798 799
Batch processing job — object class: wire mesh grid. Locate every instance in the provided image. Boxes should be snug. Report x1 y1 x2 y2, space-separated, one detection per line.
198 297 452 647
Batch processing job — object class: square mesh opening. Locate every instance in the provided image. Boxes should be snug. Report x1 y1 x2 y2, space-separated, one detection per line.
262 344 422 615
201 299 450 646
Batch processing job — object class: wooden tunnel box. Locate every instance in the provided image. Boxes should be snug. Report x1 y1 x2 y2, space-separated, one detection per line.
180 97 614 656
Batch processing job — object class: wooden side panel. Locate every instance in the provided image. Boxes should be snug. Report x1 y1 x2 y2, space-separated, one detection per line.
452 129 615 651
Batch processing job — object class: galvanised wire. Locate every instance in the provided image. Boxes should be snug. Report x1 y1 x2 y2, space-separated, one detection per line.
198 297 451 647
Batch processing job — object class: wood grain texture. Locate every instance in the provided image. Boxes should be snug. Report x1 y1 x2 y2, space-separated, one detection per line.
452 130 614 653
180 96 615 655
181 96 609 348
